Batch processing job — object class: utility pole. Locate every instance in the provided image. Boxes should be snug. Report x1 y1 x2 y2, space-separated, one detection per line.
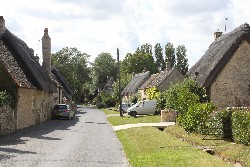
117 48 123 117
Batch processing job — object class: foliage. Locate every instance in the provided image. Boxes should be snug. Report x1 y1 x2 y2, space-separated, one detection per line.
0 65 19 109
180 103 216 133
175 45 189 76
206 109 233 140
130 92 141 104
92 53 118 92
96 102 106 109
165 78 199 114
165 42 175 69
165 125 250 167
154 43 165 71
232 109 250 146
101 94 116 108
164 78 214 132
0 90 12 107
121 44 158 74
51 47 91 102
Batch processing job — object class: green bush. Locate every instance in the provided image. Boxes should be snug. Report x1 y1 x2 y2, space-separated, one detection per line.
232 109 250 146
96 102 106 109
164 77 214 133
179 102 216 133
0 90 12 107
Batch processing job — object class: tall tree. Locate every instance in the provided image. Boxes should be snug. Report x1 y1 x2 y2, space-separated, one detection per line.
141 43 152 54
165 42 175 70
175 45 189 75
92 53 118 93
154 43 165 71
51 47 91 102
122 49 157 74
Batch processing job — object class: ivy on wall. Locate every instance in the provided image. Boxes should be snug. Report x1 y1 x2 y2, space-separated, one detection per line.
0 63 18 109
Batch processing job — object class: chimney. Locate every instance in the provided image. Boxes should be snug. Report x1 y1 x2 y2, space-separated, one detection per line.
0 16 6 33
214 30 223 40
35 54 40 64
42 28 51 78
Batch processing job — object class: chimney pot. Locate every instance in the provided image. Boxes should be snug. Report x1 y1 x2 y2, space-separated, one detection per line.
214 31 223 40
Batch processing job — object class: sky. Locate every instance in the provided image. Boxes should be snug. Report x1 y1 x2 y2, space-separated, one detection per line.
1 0 250 67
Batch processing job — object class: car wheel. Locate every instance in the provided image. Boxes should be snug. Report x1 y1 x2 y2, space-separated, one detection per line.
131 111 137 117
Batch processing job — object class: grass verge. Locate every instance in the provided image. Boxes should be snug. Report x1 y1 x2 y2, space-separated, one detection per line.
117 126 233 167
106 113 249 166
107 115 161 126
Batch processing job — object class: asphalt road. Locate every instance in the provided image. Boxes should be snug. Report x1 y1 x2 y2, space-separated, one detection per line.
0 106 130 167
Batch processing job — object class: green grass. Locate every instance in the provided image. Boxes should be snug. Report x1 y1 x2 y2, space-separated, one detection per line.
117 126 233 167
107 115 161 126
164 125 250 167
102 108 119 114
105 110 249 166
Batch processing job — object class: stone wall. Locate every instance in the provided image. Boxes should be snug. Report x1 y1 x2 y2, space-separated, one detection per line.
210 41 250 108
161 109 177 122
0 105 16 135
16 87 54 130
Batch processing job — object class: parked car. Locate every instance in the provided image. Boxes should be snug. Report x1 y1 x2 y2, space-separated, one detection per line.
127 100 157 117
117 102 131 113
51 104 75 120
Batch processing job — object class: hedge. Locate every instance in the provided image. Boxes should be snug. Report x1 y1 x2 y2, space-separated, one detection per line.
232 109 250 146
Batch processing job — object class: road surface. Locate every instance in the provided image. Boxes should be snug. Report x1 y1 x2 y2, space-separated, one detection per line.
0 106 130 167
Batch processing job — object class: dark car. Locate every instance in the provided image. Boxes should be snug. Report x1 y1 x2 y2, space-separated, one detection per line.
51 104 75 120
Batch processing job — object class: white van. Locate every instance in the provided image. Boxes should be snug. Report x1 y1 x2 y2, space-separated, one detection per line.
127 100 157 117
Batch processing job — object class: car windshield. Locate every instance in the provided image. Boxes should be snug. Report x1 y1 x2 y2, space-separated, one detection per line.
54 105 67 109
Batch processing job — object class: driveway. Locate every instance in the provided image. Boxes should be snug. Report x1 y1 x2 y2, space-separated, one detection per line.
0 106 130 167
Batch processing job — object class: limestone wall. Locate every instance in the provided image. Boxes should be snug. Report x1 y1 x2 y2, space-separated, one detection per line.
0 105 16 135
210 41 250 108
16 87 54 130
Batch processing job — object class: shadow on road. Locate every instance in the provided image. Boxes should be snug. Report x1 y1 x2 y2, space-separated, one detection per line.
0 107 87 159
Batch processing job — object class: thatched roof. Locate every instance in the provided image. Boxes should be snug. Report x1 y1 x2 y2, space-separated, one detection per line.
51 67 73 99
188 23 250 87
122 71 150 95
143 68 184 90
139 73 159 90
0 29 57 92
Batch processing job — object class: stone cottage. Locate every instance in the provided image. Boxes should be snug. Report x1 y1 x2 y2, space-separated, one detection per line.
188 23 250 108
0 16 57 134
139 68 184 99
122 70 150 102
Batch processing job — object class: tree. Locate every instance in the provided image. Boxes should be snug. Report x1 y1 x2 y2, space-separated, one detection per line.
122 49 157 74
51 47 91 102
141 43 152 54
165 42 175 70
175 45 189 75
92 53 118 93
154 43 165 71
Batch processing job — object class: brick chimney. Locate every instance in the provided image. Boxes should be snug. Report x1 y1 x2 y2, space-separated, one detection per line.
214 30 223 40
42 28 51 78
0 16 6 33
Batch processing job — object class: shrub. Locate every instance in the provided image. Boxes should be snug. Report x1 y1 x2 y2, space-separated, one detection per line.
96 102 106 109
232 109 250 146
179 102 216 133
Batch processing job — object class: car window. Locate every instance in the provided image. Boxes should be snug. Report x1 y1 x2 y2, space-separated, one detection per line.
54 105 67 109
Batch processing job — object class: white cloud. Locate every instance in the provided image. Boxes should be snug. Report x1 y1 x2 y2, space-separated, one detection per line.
1 0 250 67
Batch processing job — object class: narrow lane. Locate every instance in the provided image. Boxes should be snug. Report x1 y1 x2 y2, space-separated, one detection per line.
0 106 130 167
